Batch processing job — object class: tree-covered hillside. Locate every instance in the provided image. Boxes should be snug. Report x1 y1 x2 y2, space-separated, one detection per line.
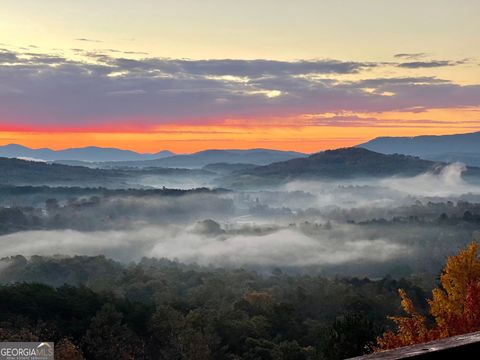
0 255 427 360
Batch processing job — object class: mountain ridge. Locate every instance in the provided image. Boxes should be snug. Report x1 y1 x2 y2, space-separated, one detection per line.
0 144 174 162
0 144 306 166
77 148 308 169
3 147 480 189
358 131 480 166
221 147 480 187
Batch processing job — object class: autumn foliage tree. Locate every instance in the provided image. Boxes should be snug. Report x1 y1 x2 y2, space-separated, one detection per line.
55 339 84 360
376 242 480 350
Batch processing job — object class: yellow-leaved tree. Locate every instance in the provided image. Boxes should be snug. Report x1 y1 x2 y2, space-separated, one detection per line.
376 242 480 351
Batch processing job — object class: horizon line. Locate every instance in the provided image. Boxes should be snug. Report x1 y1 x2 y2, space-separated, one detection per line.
0 129 478 154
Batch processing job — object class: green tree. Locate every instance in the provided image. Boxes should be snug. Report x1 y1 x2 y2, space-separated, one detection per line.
83 303 141 360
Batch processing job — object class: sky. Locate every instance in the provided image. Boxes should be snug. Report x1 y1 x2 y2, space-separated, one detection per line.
0 0 479 153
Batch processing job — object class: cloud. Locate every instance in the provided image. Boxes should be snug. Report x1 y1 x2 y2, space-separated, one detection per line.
0 50 18 63
106 57 376 77
75 38 104 43
303 114 452 128
394 53 428 60
106 89 147 96
105 49 149 55
356 77 448 86
0 47 478 127
398 60 465 68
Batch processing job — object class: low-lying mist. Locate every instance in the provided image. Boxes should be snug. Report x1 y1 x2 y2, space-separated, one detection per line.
1 163 480 277
0 225 409 270
284 163 480 208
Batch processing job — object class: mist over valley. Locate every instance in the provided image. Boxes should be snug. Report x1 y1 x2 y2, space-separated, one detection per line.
2 142 480 279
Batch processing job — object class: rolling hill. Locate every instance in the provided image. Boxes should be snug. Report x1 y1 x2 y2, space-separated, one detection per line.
0 157 216 188
221 147 480 187
0 157 125 187
4 147 480 189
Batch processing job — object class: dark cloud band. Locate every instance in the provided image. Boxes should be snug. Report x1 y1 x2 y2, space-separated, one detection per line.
0 48 478 126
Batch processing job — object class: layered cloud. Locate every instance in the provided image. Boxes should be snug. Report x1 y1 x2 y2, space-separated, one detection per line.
397 60 467 68
0 47 478 130
394 53 428 60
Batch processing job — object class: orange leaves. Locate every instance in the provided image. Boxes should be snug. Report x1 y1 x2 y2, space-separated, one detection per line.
376 242 480 351
398 289 417 316
463 281 480 330
375 290 433 350
428 242 480 338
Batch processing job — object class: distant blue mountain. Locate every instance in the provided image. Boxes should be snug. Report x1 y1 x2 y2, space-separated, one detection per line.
359 131 480 166
97 149 308 168
0 144 174 162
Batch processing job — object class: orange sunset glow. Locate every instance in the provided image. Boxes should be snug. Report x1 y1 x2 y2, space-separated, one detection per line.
1 0 479 153
1 107 479 153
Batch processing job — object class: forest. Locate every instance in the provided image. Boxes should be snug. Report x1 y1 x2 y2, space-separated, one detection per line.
1 155 480 359
0 255 429 360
